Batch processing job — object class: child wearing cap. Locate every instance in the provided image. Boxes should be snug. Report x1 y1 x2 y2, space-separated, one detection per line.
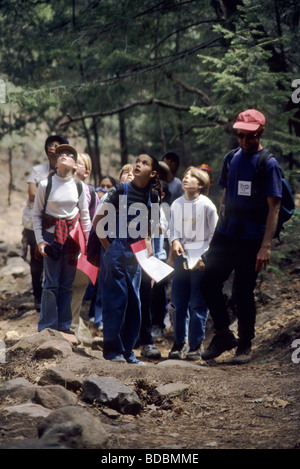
32 144 90 334
22 134 69 312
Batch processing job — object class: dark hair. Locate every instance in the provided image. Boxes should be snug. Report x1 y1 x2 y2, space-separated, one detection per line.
45 135 69 154
148 154 161 197
98 175 116 187
163 151 180 165
160 179 170 196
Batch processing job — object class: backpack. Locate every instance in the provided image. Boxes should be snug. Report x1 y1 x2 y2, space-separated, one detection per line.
86 183 130 268
87 183 96 214
86 226 101 267
224 147 295 240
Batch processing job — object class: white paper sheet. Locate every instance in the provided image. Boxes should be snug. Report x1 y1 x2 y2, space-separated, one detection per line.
183 241 205 270
131 240 174 283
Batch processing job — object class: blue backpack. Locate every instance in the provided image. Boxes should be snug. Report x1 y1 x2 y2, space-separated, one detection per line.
224 147 295 240
86 182 130 268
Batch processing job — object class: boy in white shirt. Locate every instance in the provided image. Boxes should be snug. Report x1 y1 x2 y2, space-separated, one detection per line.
169 167 218 360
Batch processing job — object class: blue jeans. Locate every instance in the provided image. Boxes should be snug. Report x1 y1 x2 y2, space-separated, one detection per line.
100 239 142 360
38 232 77 332
171 257 208 350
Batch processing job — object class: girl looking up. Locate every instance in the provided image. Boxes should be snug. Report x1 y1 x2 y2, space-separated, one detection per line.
33 144 90 334
93 154 160 364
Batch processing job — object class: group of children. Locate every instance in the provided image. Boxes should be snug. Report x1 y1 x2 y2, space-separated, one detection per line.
24 135 218 365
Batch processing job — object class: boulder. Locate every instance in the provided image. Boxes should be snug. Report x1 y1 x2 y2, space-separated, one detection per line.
7 329 69 356
33 385 78 409
82 376 142 415
0 378 36 404
38 405 108 449
0 403 51 439
34 340 73 359
38 367 83 392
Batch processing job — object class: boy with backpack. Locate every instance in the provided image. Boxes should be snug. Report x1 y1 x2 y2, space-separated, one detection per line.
200 109 287 364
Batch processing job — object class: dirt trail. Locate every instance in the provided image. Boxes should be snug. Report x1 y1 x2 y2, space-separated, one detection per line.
0 191 299 450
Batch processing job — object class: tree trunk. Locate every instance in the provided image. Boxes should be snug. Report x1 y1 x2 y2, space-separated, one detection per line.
119 112 128 167
8 147 13 206
92 117 101 184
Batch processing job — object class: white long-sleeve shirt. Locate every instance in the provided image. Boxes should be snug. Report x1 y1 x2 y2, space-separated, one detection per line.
169 193 218 257
32 174 91 244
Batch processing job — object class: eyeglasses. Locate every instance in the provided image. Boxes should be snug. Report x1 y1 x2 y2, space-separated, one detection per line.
237 132 259 140
58 152 75 159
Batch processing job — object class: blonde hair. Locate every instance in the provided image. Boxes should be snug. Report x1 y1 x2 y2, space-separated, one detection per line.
119 163 133 180
79 152 92 173
184 166 210 195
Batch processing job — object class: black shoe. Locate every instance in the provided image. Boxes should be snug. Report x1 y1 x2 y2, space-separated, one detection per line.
168 343 188 359
202 330 238 360
232 345 252 364
59 329 76 335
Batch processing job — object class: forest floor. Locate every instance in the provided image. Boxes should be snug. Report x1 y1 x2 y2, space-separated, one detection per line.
0 191 299 451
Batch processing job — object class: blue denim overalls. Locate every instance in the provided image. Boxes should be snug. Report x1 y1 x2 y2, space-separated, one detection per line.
100 182 152 362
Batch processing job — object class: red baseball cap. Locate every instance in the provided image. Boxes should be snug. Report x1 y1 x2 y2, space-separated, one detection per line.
233 109 265 131
197 163 212 173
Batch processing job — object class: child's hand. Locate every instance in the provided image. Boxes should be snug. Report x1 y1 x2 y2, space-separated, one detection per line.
38 241 50 257
172 240 184 257
192 259 205 271
145 237 153 258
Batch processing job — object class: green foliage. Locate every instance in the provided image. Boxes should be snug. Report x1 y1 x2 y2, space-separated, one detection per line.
191 2 300 174
0 0 299 180
268 206 300 279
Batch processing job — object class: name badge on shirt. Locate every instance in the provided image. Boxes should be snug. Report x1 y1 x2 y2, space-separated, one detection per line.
238 181 251 196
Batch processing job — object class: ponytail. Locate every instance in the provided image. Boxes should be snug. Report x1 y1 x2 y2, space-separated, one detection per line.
148 155 161 198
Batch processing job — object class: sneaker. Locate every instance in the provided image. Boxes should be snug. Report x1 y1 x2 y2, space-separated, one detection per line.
232 345 252 364
59 329 76 335
202 330 238 360
104 353 126 363
151 325 164 339
125 352 146 365
168 343 188 360
141 344 161 359
186 347 202 361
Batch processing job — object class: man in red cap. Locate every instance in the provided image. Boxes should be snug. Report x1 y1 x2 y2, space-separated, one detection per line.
200 109 283 364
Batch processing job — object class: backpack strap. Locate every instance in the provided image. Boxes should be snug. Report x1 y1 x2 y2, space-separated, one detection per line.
252 148 275 197
76 179 83 198
87 183 96 210
43 175 83 215
42 174 53 216
223 147 240 182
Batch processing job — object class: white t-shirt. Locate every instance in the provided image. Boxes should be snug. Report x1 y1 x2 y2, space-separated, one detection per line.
27 162 51 186
32 174 90 244
22 163 52 230
169 193 218 257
